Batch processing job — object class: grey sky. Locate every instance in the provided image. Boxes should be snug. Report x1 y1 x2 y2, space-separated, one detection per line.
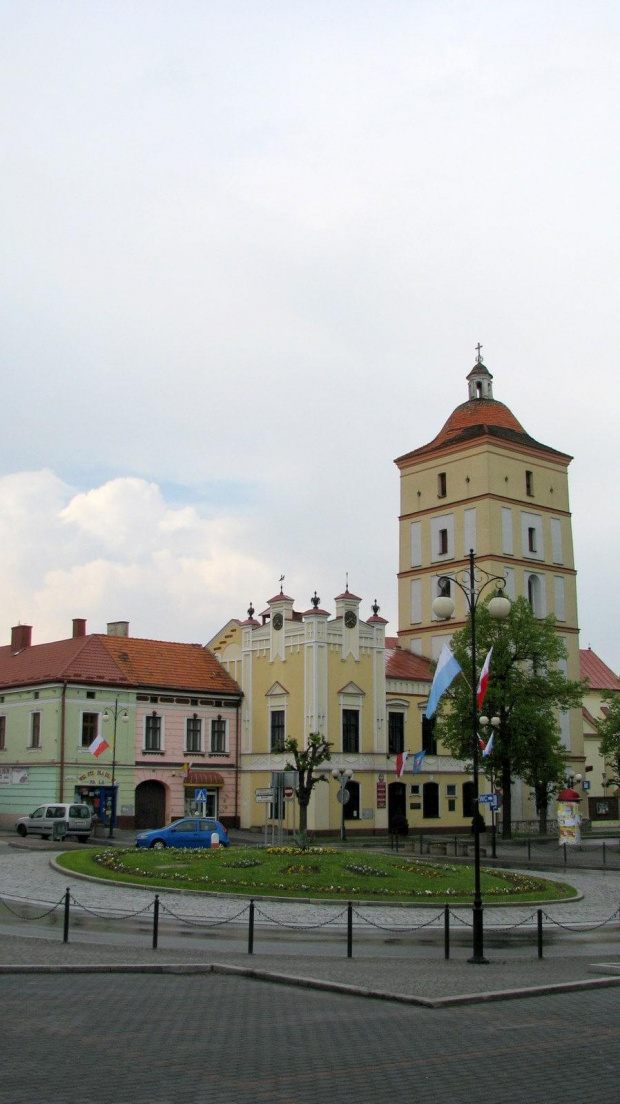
2 1 619 669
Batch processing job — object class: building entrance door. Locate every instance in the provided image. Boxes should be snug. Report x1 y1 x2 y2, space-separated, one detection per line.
135 780 166 829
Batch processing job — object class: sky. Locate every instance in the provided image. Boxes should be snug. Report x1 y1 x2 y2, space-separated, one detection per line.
1 0 619 669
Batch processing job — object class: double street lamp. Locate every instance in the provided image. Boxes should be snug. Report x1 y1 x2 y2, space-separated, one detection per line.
331 768 354 842
102 699 129 839
432 548 511 964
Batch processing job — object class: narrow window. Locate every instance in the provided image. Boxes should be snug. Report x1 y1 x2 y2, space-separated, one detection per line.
30 712 41 749
422 715 437 755
438 472 447 498
342 709 359 753
527 527 536 553
185 716 202 754
0 716 5 751
526 470 534 496
81 713 98 748
388 713 404 755
270 710 285 752
210 717 226 753
439 528 448 555
86 691 96 700
144 713 161 751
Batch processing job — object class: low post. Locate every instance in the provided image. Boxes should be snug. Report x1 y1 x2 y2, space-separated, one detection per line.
563 843 568 866
603 841 607 866
537 909 543 959
248 899 255 955
347 902 353 958
527 838 531 862
63 887 70 944
152 894 159 950
419 833 424 855
444 904 450 960
454 836 458 857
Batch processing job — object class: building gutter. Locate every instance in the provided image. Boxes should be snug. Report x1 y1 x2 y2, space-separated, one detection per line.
234 698 242 828
59 681 67 801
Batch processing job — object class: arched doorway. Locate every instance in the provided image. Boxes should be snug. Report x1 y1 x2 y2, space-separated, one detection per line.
462 781 476 819
423 781 439 819
135 780 166 829
388 781 407 831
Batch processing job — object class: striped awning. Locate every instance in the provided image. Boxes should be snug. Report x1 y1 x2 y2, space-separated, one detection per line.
184 770 225 787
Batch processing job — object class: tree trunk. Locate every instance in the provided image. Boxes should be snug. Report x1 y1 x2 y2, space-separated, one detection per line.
298 796 309 834
501 760 512 839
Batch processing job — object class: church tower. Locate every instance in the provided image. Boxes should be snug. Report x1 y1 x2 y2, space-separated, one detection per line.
395 351 583 770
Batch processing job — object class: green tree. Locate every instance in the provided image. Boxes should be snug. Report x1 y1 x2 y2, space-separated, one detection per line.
436 597 584 839
284 732 332 839
596 691 620 787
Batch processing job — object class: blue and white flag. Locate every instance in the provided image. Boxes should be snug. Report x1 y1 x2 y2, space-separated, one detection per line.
411 750 426 774
425 644 462 719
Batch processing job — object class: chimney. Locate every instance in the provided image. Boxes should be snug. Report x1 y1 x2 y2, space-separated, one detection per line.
107 621 129 637
72 618 87 638
11 624 32 652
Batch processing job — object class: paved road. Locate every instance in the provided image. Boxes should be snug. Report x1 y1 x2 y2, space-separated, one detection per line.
3 973 620 1103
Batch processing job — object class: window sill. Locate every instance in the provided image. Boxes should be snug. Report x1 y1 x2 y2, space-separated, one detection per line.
26 746 42 752
208 752 229 757
185 751 205 757
142 749 165 755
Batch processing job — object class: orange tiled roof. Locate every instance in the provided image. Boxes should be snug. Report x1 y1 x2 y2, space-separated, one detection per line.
0 634 241 696
396 399 570 465
579 648 620 692
386 644 432 682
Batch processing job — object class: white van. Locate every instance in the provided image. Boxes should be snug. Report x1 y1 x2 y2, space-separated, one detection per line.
16 803 93 842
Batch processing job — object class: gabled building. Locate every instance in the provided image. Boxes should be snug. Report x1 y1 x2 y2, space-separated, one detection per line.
0 619 242 831
580 647 620 825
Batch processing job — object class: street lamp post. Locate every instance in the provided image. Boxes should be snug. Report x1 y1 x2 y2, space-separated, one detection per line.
332 768 353 842
102 699 129 839
479 715 500 858
432 548 511 964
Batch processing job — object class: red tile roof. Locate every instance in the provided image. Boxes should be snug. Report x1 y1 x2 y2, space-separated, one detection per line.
579 648 620 691
386 644 432 681
0 634 241 696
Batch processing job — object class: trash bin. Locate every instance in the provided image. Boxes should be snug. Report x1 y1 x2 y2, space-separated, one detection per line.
52 820 67 842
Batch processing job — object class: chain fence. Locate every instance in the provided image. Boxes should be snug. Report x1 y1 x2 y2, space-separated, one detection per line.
0 886 618 961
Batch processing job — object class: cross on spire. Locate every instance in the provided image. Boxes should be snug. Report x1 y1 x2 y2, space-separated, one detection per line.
475 343 483 363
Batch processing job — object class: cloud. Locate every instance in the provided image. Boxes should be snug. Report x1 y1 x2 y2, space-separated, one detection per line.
0 471 273 644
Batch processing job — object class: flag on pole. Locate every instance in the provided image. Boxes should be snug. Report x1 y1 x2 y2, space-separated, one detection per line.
411 750 426 774
482 732 494 757
395 751 409 778
88 734 110 758
476 647 493 709
425 644 462 718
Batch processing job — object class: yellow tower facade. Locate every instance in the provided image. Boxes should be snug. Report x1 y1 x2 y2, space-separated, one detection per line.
395 355 584 826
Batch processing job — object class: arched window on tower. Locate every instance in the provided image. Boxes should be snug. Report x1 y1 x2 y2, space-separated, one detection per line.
527 573 541 617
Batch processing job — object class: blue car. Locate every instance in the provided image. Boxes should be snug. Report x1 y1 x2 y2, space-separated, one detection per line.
135 818 230 850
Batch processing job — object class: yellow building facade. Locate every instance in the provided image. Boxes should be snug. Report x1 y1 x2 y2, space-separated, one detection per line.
395 355 585 828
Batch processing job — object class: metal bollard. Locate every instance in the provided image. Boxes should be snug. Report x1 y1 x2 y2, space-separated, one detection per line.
444 905 450 960
537 909 543 959
152 894 159 950
347 902 353 958
527 838 531 862
63 887 70 944
248 899 255 955
563 843 567 866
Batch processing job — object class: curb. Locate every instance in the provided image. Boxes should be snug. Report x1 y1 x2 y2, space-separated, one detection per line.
1 960 620 1008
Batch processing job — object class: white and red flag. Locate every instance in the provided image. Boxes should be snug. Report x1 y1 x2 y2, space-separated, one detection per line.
88 734 110 758
395 751 409 778
476 647 493 710
482 732 495 758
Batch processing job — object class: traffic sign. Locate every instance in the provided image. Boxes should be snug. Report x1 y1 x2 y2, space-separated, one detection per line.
255 787 274 803
195 788 207 802
255 794 273 803
284 785 295 800
478 793 495 804
336 790 350 804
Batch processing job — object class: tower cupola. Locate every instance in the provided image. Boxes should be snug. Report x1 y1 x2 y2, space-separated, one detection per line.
466 346 494 401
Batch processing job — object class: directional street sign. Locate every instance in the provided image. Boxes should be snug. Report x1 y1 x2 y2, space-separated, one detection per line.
478 793 495 804
255 787 274 803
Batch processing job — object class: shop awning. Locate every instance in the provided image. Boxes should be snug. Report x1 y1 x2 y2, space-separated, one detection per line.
184 770 225 787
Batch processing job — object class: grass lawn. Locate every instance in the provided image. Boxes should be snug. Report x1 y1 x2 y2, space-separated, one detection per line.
56 845 576 904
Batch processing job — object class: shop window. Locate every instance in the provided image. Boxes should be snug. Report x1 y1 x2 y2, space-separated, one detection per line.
81 713 99 748
342 709 359 753
211 717 226 753
186 716 202 754
388 712 404 755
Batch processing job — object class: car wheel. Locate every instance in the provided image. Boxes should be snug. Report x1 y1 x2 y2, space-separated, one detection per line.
78 835 90 843
150 839 166 850
16 825 27 837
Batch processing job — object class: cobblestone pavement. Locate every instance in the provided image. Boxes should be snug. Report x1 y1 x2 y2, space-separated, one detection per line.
3 973 620 1103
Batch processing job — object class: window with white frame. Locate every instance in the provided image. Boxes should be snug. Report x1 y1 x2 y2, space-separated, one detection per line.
29 712 41 748
342 709 360 753
144 713 162 751
388 712 405 755
270 710 285 751
185 715 202 754
430 514 454 562
210 716 226 753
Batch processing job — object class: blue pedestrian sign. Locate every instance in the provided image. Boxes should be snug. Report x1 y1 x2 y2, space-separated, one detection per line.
195 788 207 802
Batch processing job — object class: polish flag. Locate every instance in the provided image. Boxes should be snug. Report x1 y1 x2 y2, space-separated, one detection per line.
89 734 110 758
395 752 409 778
476 647 493 710
482 732 494 758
